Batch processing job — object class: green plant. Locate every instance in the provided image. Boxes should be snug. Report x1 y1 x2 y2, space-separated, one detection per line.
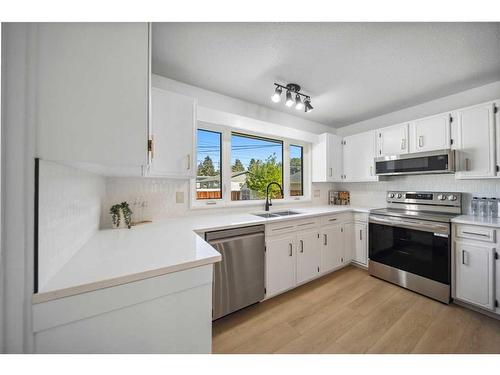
110 202 133 229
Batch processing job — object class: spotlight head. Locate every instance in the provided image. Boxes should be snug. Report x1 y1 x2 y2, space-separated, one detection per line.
304 98 314 113
295 94 304 111
271 86 282 103
285 91 294 107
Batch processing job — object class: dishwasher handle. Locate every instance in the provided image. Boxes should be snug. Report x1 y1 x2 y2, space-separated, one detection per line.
207 232 264 246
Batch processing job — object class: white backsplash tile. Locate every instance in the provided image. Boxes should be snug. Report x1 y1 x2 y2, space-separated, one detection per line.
38 160 105 290
336 174 500 213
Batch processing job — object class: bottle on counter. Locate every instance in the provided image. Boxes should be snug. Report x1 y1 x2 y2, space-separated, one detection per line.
470 197 479 216
489 197 498 218
479 197 489 217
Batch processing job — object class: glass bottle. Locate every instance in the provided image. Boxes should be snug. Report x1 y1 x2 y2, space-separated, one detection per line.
470 197 479 216
489 197 498 218
479 197 488 217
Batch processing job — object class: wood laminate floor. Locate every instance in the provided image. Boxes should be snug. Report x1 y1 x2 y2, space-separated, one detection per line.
212 266 500 354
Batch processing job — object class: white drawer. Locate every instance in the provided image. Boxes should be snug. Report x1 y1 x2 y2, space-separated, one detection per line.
320 213 351 226
455 225 496 243
353 212 368 222
266 217 320 236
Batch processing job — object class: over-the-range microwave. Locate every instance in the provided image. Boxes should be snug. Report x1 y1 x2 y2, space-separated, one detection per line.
374 149 456 176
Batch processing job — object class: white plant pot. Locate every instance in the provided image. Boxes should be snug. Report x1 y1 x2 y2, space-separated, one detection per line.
111 209 128 229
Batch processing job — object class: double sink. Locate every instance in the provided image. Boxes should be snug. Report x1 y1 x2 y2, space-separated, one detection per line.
252 210 301 219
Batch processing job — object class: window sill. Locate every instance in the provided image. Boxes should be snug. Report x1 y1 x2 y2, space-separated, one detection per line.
190 197 312 210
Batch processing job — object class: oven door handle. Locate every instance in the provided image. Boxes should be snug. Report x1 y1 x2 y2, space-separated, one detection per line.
369 215 449 235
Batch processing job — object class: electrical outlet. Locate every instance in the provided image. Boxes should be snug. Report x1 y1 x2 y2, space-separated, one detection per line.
176 191 184 204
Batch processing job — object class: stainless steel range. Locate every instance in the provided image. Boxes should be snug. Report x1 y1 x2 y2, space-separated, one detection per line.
369 191 462 304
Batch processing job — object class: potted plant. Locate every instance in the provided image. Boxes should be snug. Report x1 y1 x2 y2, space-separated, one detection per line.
110 202 133 229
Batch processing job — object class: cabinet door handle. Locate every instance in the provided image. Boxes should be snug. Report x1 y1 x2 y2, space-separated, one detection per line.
462 231 489 237
418 136 424 148
370 166 373 176
300 240 304 253
401 138 406 150
289 243 293 257
323 234 328 246
359 229 362 241
329 168 333 177
187 154 191 170
462 250 467 265
465 158 470 171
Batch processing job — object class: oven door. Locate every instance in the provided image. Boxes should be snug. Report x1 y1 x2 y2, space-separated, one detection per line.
368 215 451 285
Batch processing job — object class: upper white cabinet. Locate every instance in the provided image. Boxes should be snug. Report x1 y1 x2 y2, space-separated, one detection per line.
376 123 409 156
342 131 378 182
409 113 451 153
148 88 196 178
35 23 150 174
455 102 497 179
454 240 496 311
312 133 343 182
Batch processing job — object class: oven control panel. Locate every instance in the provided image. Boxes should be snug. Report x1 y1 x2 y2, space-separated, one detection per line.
386 191 461 206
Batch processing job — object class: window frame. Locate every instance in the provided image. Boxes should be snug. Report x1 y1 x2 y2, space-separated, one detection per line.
191 121 311 209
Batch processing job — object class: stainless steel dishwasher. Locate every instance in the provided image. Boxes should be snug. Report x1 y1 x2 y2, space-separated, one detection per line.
205 225 265 320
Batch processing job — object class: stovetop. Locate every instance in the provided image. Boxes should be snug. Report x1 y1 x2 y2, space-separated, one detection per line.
370 208 459 223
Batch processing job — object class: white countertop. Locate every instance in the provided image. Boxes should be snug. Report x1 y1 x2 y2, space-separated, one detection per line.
452 214 500 228
34 204 377 303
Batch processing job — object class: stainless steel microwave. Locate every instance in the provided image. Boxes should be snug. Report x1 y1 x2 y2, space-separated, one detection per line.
374 149 456 176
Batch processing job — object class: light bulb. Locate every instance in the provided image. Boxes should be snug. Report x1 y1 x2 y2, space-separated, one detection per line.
285 91 294 107
304 99 314 113
271 86 282 103
295 94 304 110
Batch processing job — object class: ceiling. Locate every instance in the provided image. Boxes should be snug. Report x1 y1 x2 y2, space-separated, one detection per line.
152 23 500 128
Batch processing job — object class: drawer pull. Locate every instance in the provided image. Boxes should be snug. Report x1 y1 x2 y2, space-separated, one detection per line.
298 222 315 226
462 231 489 237
272 226 294 231
328 218 338 222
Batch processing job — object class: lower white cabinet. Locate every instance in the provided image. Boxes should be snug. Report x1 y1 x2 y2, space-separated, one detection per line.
296 229 321 284
353 222 368 266
454 240 496 311
320 223 344 273
265 235 297 297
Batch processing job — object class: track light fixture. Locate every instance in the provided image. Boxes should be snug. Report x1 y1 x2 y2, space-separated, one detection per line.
271 83 313 113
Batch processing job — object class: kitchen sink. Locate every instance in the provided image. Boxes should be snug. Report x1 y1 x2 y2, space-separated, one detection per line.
252 210 301 218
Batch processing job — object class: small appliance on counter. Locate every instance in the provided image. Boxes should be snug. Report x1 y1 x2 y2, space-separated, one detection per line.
328 190 350 205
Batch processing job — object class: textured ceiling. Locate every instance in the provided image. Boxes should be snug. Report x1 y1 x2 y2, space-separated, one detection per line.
152 22 500 128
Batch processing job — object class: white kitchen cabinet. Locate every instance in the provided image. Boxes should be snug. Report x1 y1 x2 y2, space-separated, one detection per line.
35 23 150 175
312 133 343 182
296 229 321 284
148 88 196 178
265 235 296 297
409 112 451 153
455 102 497 179
376 123 409 156
342 131 378 182
320 223 344 273
353 222 368 266
343 222 354 264
454 240 496 311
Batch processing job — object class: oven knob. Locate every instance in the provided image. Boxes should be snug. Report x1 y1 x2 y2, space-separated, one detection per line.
447 194 457 201
388 193 395 198
397 193 403 199
437 194 446 200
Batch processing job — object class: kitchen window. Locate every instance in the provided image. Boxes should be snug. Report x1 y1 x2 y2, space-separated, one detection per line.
192 123 310 208
196 129 222 200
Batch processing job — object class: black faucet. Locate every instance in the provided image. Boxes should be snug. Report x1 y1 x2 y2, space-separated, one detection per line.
265 182 283 211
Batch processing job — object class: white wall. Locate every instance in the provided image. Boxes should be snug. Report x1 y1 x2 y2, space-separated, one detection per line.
336 174 500 214
38 161 105 291
152 74 333 137
337 81 500 136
